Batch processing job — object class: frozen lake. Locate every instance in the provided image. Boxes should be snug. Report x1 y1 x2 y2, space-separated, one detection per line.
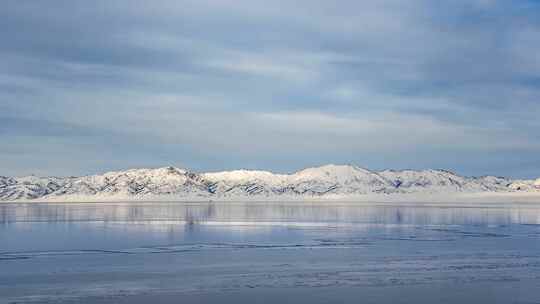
1 201 540 303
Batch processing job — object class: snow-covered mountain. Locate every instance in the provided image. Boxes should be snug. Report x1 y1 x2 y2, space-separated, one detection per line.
378 169 512 193
1 165 538 201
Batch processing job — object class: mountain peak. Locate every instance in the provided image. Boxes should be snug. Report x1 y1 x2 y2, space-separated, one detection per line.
295 164 370 175
162 166 187 175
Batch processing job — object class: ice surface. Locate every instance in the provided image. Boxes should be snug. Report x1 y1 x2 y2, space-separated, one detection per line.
1 202 540 303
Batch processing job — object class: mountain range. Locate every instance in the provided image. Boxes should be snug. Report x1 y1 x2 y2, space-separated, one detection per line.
1 164 539 201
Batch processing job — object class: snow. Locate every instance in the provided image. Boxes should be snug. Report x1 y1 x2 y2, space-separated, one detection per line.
509 179 540 192
379 169 511 193
204 170 287 185
1 164 539 202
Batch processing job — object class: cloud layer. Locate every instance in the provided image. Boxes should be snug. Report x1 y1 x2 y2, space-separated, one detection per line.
2 0 540 178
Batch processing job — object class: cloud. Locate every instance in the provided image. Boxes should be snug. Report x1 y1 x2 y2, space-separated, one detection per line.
1 0 540 178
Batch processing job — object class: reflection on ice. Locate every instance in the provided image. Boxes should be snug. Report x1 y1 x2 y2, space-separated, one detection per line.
2 201 540 226
2 201 539 255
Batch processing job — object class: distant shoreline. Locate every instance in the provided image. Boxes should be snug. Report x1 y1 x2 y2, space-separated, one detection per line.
4 192 540 204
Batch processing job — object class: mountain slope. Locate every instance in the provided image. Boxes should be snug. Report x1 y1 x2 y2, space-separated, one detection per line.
50 167 212 199
0 175 68 201
379 169 512 193
289 164 393 195
1 165 538 201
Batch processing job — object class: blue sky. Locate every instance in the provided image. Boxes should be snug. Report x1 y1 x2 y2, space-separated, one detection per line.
1 0 540 178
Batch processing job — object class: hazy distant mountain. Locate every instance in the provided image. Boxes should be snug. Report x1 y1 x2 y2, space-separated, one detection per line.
1 165 539 201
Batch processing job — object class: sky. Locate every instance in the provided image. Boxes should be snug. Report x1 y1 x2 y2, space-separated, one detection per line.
1 0 540 178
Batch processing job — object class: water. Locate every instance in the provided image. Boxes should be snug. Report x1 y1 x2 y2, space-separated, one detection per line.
1 201 540 303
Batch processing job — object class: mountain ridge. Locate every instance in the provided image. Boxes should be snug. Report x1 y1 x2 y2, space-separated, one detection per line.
1 164 539 201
